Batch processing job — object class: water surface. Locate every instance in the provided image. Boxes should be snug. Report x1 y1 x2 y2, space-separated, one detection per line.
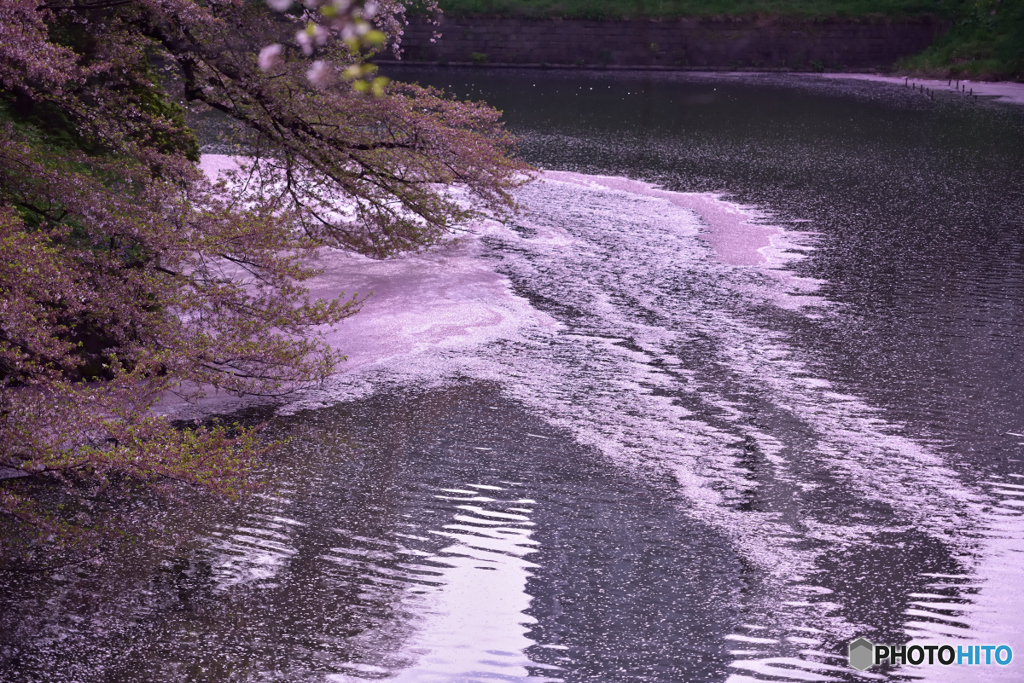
2 70 1024 682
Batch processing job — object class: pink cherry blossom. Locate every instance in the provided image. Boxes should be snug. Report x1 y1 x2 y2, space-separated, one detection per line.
0 0 528 553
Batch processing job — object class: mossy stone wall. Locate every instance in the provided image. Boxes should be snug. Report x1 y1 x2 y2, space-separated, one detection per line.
383 16 947 69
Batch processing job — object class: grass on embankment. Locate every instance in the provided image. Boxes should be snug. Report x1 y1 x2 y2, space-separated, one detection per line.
426 0 1022 79
897 0 1024 79
430 0 944 20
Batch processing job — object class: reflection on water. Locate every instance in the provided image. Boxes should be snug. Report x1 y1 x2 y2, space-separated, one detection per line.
0 387 740 681
3 71 1024 682
385 482 541 682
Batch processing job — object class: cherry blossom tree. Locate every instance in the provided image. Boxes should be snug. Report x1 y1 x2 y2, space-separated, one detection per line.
0 0 527 556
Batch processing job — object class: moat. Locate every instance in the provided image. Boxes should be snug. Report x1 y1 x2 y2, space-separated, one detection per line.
2 70 1023 682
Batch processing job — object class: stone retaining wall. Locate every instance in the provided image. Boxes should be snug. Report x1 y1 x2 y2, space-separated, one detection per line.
379 16 946 70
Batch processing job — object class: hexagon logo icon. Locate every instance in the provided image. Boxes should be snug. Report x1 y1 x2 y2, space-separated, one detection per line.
848 637 875 671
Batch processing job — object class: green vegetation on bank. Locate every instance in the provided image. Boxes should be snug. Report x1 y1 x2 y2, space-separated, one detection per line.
430 0 1022 78
432 0 946 20
898 0 1023 77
